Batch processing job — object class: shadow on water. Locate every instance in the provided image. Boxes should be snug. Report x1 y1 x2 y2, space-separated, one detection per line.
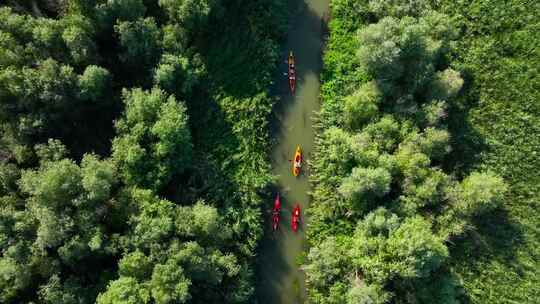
256 0 329 303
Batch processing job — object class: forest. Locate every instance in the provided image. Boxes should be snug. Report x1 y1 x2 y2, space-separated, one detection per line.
0 0 538 303
0 0 287 303
303 0 538 303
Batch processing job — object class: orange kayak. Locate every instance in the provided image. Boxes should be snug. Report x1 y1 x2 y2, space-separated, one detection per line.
292 146 302 176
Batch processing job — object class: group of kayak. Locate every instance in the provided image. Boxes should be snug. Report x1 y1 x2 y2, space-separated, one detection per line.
271 52 302 232
271 144 303 231
272 193 301 232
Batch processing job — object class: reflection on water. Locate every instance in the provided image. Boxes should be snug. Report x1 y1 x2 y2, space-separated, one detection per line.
256 0 329 303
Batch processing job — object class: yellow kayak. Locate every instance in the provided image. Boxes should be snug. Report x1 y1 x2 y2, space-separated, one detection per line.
293 146 302 176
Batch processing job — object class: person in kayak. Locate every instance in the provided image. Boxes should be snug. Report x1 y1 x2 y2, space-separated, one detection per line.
291 205 301 232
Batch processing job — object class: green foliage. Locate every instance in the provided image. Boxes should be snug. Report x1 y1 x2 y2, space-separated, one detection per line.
304 237 349 289
150 261 191 304
344 81 380 130
62 15 97 65
455 171 507 216
0 140 123 302
429 68 464 101
350 209 448 282
112 87 192 190
0 257 31 302
0 0 286 302
115 18 162 72
118 251 152 280
306 1 512 303
97 277 150 304
357 13 459 107
338 167 391 212
96 0 147 30
78 65 112 102
97 188 244 303
434 0 540 301
153 53 203 96
346 282 390 304
159 0 222 32
367 0 431 18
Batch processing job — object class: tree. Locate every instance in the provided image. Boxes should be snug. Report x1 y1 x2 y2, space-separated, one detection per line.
429 68 464 101
420 100 447 126
347 282 390 304
344 81 381 130
304 237 349 289
119 251 153 280
162 24 189 53
81 154 116 202
158 0 223 32
96 277 150 304
0 257 31 302
339 167 391 211
356 13 457 109
61 15 97 65
350 208 447 282
96 0 147 31
78 65 112 102
455 171 507 216
112 88 192 190
418 127 451 160
317 127 357 181
386 216 448 278
399 168 451 214
154 54 203 96
361 115 401 152
115 18 161 73
31 18 65 60
367 0 432 18
150 261 191 304
10 142 122 302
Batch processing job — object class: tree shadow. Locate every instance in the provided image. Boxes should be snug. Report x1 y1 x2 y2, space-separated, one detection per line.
443 67 489 178
449 206 525 303
444 68 527 302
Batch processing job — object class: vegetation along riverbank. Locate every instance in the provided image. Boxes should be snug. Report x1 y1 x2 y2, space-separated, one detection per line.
303 0 538 303
0 0 286 302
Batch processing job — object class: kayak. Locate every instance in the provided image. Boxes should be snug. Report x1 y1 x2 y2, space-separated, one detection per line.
272 193 281 231
293 145 302 177
288 51 296 94
291 204 301 232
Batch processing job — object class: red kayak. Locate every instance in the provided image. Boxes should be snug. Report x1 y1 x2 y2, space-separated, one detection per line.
288 51 296 94
291 204 300 232
272 193 281 231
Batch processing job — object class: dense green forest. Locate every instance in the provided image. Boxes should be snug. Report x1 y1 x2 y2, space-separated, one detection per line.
0 0 286 303
304 0 538 303
1 0 538 303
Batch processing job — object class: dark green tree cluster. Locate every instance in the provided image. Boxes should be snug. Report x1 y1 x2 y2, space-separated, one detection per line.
0 0 286 302
305 1 506 303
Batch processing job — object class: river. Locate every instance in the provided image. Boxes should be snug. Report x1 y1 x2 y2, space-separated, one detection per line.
256 0 329 303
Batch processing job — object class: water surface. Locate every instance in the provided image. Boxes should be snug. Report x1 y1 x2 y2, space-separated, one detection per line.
256 0 329 303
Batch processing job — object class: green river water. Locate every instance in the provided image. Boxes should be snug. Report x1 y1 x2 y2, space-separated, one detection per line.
256 0 329 303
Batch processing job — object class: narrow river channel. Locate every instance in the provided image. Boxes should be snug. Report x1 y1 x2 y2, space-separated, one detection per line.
256 0 329 303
